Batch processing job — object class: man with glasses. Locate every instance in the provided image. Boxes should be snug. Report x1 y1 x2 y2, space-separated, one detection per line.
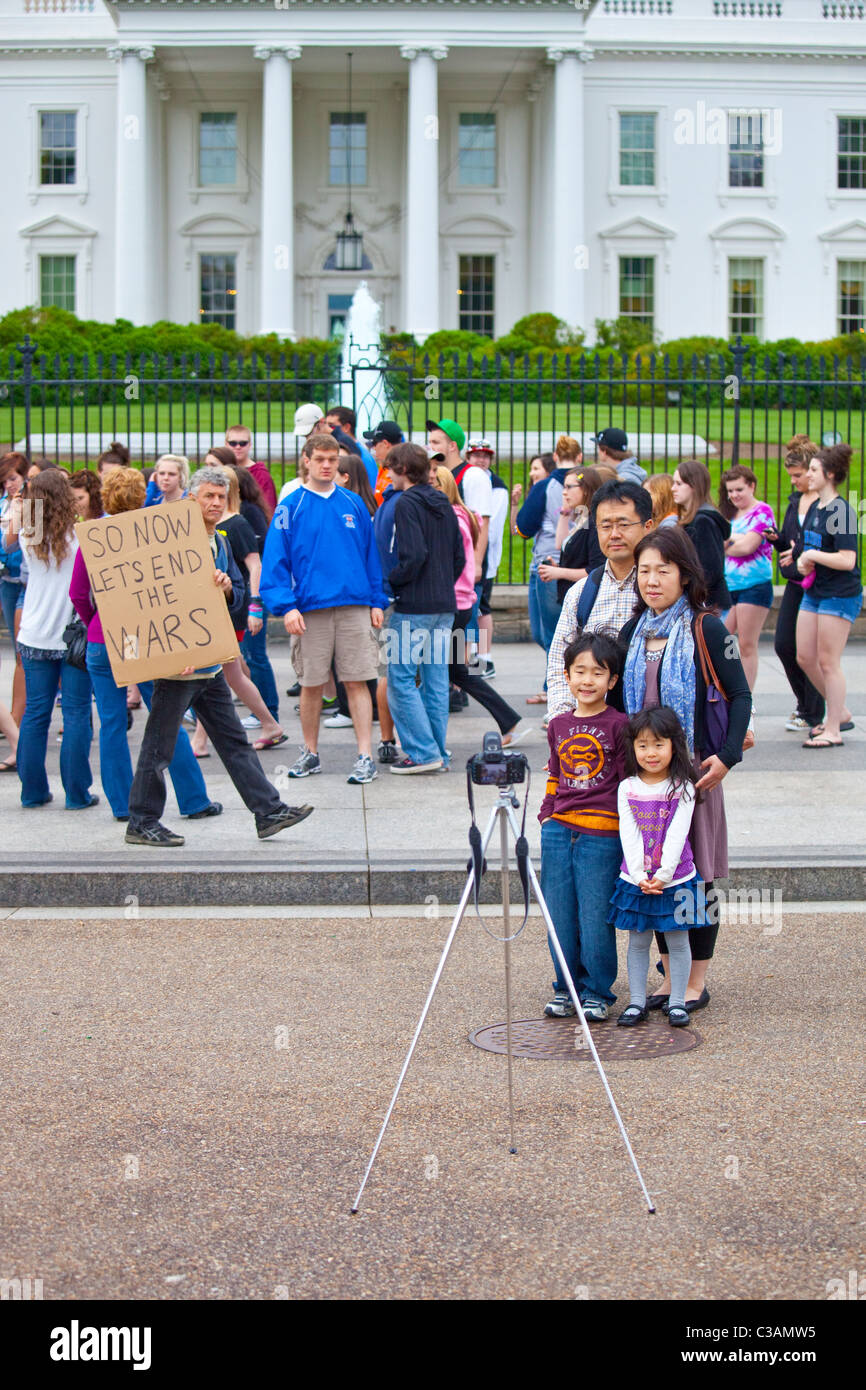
224 424 277 514
546 480 654 717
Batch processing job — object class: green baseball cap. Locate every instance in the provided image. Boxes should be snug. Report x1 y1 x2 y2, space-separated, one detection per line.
426 417 466 453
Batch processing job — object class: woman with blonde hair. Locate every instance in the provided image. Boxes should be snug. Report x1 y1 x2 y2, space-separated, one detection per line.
150 454 189 506
190 466 286 755
16 470 96 808
645 473 678 528
432 465 523 743
69 467 219 820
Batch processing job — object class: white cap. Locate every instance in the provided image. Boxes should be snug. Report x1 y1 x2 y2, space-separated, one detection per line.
293 402 324 437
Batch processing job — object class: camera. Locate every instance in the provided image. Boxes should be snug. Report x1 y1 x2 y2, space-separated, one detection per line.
468 731 528 787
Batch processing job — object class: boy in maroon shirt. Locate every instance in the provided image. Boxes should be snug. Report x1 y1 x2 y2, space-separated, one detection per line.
539 632 628 1020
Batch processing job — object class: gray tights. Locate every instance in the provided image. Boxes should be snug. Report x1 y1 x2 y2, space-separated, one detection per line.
627 930 692 1010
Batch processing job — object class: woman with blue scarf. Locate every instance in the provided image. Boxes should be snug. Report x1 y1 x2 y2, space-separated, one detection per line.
617 526 752 1014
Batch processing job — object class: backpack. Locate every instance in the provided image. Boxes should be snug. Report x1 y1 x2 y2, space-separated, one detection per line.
576 565 605 628
451 461 473 501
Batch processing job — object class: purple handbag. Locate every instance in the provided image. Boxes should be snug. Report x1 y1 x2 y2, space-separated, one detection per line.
696 614 729 758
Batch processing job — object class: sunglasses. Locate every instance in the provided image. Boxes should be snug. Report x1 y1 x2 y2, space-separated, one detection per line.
227 439 250 447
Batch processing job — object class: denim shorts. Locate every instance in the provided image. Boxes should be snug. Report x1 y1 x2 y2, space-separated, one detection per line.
799 590 863 624
727 580 774 609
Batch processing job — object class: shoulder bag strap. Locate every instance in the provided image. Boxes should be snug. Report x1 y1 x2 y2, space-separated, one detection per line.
695 613 728 702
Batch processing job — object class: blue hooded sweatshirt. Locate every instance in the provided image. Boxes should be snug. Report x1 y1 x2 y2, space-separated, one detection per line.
372 484 399 602
260 484 387 616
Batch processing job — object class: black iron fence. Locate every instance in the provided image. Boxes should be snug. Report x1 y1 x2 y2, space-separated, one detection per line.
2 335 864 582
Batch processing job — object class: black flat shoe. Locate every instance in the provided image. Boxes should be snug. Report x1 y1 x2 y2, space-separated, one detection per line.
616 1005 648 1027
668 1006 690 1028
646 992 670 1011
663 987 710 1016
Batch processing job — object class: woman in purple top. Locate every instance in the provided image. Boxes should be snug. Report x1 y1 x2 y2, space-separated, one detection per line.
70 467 216 821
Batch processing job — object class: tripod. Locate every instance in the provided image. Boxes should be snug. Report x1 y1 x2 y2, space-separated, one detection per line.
351 785 656 1215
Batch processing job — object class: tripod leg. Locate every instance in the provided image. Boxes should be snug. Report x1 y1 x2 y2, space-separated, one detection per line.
351 804 502 1214
505 807 656 1214
499 809 518 1155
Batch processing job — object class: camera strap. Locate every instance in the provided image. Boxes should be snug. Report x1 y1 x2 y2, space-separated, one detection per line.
465 766 487 918
465 767 533 942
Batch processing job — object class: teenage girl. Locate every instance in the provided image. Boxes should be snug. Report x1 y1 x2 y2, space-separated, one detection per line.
609 707 710 1029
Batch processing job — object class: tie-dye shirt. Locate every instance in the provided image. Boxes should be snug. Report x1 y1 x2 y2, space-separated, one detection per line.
724 501 776 591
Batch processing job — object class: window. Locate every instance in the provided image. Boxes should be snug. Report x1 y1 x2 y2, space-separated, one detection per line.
838 117 866 191
619 113 656 187
328 294 353 338
458 255 494 336
618 257 654 328
329 113 367 186
729 258 764 338
728 112 764 188
838 260 866 334
40 111 76 186
458 113 497 187
200 253 237 329
40 255 76 311
199 113 238 186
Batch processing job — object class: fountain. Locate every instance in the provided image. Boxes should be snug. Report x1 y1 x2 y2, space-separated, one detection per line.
339 282 389 436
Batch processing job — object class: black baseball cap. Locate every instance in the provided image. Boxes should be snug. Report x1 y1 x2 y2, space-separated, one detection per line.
592 427 629 451
363 421 404 446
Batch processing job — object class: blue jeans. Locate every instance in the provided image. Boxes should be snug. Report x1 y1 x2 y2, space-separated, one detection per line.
0 577 23 648
241 613 279 719
18 652 94 808
528 569 561 689
540 818 622 1004
385 610 452 765
86 640 211 818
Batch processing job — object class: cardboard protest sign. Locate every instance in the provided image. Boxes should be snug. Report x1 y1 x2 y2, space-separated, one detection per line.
74 499 239 686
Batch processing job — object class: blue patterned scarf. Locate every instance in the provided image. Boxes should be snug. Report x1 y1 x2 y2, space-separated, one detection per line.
623 596 697 755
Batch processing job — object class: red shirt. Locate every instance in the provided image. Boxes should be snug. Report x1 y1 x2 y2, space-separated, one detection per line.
247 460 276 515
539 705 629 837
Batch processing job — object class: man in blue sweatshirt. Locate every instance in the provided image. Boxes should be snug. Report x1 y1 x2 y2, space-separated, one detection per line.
261 432 387 785
382 443 465 774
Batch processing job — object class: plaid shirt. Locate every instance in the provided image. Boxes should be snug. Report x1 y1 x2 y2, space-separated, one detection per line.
546 561 638 717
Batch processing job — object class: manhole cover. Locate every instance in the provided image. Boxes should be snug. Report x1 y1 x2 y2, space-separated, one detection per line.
469 1016 700 1060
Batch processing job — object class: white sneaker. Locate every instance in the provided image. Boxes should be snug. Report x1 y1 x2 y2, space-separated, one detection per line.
324 712 354 729
785 714 809 732
241 714 262 729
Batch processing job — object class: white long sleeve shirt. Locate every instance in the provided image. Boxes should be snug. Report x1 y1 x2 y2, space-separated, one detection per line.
617 775 697 887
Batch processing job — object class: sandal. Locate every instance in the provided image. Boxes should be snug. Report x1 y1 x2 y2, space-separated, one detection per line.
802 735 843 749
525 693 547 705
253 732 288 751
667 1006 690 1027
616 1004 648 1027
0 757 17 772
810 721 854 736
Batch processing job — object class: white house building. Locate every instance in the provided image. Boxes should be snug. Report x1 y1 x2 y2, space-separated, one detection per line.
2 0 866 344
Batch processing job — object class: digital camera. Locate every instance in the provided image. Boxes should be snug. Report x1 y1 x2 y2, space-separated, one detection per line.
468 731 528 787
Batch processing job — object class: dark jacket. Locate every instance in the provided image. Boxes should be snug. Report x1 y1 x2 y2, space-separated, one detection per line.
775 489 808 583
557 519 604 604
373 484 400 602
388 483 464 614
514 466 571 541
684 505 731 611
616 609 752 769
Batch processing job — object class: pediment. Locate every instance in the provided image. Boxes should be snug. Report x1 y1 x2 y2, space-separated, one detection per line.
441 213 514 238
179 214 256 237
709 217 785 241
20 215 96 239
598 216 675 240
819 219 866 243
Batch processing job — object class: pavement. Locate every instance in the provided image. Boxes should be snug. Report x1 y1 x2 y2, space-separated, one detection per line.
0 634 864 906
0 902 862 1301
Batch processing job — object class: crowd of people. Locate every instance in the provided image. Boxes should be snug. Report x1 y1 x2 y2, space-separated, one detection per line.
0 419 861 1014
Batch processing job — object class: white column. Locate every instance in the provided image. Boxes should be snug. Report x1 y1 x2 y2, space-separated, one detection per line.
108 45 154 324
401 45 447 341
547 47 591 335
254 44 301 338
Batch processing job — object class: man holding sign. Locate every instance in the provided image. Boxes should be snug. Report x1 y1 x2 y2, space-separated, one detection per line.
121 468 313 845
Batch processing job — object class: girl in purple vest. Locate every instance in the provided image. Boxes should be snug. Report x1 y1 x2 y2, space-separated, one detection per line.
610 707 709 1029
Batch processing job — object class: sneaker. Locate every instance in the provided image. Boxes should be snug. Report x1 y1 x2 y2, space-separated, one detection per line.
389 756 443 775
544 991 576 1018
286 681 301 697
125 823 185 847
785 714 810 732
184 802 223 820
322 695 337 709
347 754 377 785
287 748 321 778
449 689 465 713
324 712 354 729
256 804 314 839
182 708 197 726
582 999 609 1023
241 714 262 730
479 661 496 680
377 739 399 764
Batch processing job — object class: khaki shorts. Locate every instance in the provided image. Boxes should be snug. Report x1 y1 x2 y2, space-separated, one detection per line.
291 605 379 687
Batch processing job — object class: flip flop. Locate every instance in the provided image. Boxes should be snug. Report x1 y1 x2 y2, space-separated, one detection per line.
0 758 17 772
810 721 854 736
253 732 288 750
802 736 843 749
525 693 547 705
193 751 211 759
